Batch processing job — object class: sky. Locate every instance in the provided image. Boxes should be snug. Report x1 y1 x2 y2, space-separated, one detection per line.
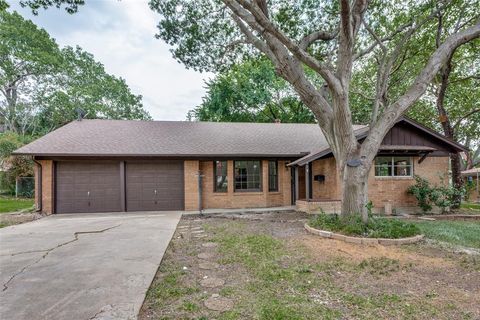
9 0 210 120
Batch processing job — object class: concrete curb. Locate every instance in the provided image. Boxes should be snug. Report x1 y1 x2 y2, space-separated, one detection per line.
304 223 424 246
0 212 42 224
420 214 480 221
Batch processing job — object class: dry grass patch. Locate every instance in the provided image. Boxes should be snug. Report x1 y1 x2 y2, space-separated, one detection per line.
140 212 480 320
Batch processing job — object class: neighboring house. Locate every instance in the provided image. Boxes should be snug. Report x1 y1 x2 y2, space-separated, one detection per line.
462 168 479 203
13 117 466 215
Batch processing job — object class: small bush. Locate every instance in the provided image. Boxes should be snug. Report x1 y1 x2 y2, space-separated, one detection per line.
407 175 464 213
309 213 420 239
407 176 433 213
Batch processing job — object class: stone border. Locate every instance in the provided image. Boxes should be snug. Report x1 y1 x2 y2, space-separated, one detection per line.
420 214 480 221
304 224 424 246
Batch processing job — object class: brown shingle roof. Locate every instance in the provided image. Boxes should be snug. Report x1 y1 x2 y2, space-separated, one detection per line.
14 119 367 158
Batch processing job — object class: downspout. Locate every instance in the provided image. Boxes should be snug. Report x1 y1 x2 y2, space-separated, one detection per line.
33 159 42 212
198 170 203 214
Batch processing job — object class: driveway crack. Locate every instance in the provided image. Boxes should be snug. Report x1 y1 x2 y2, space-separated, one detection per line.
2 224 121 292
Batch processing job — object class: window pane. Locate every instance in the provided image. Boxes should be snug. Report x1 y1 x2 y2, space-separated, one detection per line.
268 161 278 191
375 156 412 177
376 157 391 166
393 157 411 166
214 161 227 192
394 165 412 176
234 160 261 191
375 165 391 176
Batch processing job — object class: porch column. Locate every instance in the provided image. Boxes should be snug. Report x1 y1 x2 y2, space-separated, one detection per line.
294 166 299 201
305 162 310 201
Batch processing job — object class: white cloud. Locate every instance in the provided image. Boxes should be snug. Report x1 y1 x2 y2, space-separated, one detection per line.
10 0 211 120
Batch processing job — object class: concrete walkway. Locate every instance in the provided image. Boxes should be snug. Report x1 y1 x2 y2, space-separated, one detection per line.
0 211 181 320
184 205 296 215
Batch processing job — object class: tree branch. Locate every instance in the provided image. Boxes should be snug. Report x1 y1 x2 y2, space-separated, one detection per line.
225 1 335 128
363 21 480 159
230 0 342 93
299 29 338 50
453 108 480 129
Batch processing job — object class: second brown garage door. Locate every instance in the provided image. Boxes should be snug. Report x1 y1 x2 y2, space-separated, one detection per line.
126 161 184 211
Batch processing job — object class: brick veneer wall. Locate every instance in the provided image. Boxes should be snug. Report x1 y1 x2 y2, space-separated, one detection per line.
367 156 449 212
193 160 291 210
34 159 54 215
308 156 450 213
184 160 200 210
311 157 339 200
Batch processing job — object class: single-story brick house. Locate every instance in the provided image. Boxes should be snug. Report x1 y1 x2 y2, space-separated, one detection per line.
13 117 466 215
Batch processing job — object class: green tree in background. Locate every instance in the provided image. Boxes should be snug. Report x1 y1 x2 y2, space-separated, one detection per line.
0 10 63 134
189 59 314 123
0 11 151 136
35 46 151 134
0 132 33 195
347 0 479 206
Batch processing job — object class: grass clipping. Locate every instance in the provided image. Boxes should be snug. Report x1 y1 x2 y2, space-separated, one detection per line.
309 213 420 239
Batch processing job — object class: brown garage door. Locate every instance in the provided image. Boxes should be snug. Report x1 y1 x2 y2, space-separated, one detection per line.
56 161 121 213
126 161 184 211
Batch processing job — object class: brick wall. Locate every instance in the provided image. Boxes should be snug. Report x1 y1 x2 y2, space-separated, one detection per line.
367 156 449 211
184 160 200 210
311 157 340 200
308 156 450 213
35 159 54 215
195 160 291 210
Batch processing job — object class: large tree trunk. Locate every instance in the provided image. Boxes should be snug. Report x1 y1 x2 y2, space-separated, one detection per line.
4 82 19 133
340 162 370 223
435 51 463 208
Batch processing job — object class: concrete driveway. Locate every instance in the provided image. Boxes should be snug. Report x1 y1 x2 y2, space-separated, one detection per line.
0 211 182 320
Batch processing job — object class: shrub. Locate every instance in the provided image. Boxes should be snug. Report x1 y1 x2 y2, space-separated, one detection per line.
407 176 432 213
407 175 465 214
309 213 420 239
0 133 34 195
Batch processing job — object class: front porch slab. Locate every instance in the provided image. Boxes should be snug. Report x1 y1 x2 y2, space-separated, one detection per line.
296 199 341 214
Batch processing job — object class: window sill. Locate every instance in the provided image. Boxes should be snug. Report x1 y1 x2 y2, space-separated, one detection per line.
233 191 263 196
268 191 281 194
374 176 414 180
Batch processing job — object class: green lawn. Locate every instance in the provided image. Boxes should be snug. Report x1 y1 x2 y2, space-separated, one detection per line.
412 220 480 249
461 202 480 211
0 197 34 213
141 217 480 319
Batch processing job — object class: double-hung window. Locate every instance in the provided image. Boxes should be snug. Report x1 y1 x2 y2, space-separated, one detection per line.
375 156 413 177
214 161 228 192
268 161 278 192
234 160 262 191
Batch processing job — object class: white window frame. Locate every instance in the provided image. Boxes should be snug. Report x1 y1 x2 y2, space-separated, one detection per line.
374 156 413 178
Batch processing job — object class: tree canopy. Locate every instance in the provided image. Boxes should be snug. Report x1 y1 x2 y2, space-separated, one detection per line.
188 58 314 123
0 10 151 136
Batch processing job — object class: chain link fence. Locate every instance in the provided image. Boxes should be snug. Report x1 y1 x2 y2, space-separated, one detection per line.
15 176 35 198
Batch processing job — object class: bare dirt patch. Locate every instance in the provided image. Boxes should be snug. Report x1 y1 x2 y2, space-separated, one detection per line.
139 211 480 320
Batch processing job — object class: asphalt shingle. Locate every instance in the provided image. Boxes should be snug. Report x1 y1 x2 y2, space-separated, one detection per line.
14 119 366 157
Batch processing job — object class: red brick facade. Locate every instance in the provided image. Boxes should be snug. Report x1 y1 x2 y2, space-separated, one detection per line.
34 160 54 215
193 160 291 210
34 156 450 214
301 156 450 214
